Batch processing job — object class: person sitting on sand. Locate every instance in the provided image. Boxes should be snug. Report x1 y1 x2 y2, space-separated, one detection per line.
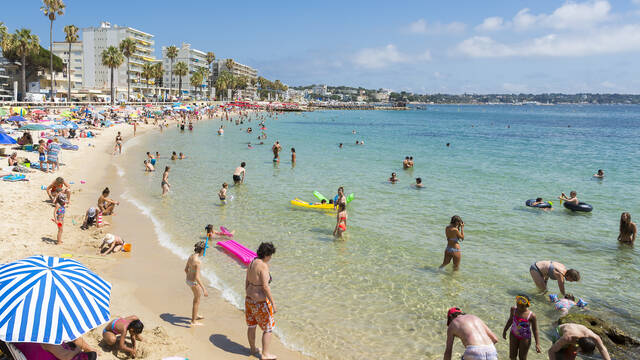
161 166 171 196
219 182 229 202
618 212 636 245
102 316 144 358
7 152 19 166
98 187 119 215
413 177 424 188
502 295 541 360
53 194 67 245
100 233 126 255
440 215 464 271
558 191 578 205
593 169 604 178
81 207 106 230
185 241 209 326
333 202 347 238
143 160 154 172
233 162 246 184
548 323 610 360
246 242 277 360
443 307 499 360
389 172 399 183
47 177 72 204
529 260 580 296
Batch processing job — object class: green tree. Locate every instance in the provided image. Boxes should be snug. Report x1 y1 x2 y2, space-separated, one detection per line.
225 58 234 73
141 62 154 97
101 46 124 105
41 0 65 101
166 45 178 98
205 51 215 99
197 67 210 97
215 71 232 101
0 22 7 45
173 61 188 99
63 24 78 102
153 62 163 98
190 71 203 97
119 37 136 102
9 29 40 99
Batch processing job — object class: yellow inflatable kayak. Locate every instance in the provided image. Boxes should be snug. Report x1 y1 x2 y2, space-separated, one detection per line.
290 198 335 210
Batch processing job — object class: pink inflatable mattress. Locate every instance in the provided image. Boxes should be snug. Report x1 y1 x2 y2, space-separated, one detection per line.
217 239 256 265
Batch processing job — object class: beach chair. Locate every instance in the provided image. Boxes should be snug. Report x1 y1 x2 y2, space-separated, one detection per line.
0 341 27 360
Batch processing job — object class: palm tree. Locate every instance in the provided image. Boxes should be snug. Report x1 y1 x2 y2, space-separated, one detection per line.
63 24 78 102
41 0 65 101
190 71 203 98
225 58 234 74
141 62 154 98
173 61 188 99
197 67 210 98
214 73 228 101
10 29 40 99
101 46 124 105
119 37 136 102
166 45 178 98
153 62 163 99
206 51 215 99
0 22 7 44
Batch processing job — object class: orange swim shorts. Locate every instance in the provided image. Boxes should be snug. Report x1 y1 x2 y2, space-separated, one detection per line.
245 297 275 332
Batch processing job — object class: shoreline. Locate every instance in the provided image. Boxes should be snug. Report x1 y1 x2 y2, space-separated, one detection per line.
0 115 311 359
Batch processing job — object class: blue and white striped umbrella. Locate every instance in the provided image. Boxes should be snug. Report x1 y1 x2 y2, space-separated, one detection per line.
0 255 111 344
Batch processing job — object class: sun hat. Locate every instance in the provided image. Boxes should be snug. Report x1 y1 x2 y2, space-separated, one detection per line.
104 234 115 244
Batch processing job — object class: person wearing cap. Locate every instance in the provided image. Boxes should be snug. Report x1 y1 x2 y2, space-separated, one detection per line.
100 234 126 255
81 207 107 230
444 307 499 360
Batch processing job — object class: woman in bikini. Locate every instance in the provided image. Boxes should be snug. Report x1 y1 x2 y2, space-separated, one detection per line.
333 201 348 238
529 260 580 296
161 166 171 196
440 215 464 270
618 212 636 245
102 316 144 358
245 242 277 360
113 131 123 155
98 187 119 215
502 295 541 360
185 241 208 326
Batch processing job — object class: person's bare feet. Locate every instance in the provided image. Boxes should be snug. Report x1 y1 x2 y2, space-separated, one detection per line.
196 315 204 320
249 348 260 357
190 321 203 327
261 353 277 360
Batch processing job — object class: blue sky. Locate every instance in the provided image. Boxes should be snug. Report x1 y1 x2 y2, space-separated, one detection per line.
4 0 640 93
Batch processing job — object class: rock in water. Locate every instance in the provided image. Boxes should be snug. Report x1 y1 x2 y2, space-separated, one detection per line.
558 314 640 360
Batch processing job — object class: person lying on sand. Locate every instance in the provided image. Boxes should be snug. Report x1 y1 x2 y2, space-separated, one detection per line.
102 316 144 358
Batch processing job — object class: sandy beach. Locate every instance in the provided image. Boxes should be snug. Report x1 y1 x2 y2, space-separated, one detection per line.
0 116 310 360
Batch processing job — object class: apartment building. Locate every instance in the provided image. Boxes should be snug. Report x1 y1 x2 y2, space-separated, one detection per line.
162 43 208 97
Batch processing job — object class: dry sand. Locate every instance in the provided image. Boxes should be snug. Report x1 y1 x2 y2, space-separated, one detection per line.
0 119 311 360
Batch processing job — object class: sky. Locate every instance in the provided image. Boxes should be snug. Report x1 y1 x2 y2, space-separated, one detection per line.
4 0 640 93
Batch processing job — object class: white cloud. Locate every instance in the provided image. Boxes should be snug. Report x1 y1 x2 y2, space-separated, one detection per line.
476 17 505 31
634 0 640 4
352 44 431 69
457 24 640 57
477 1 612 32
405 19 466 34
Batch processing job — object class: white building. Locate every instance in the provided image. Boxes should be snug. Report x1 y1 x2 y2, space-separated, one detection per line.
162 43 208 98
49 41 83 95
211 59 258 100
82 22 156 100
311 84 327 96
0 55 13 101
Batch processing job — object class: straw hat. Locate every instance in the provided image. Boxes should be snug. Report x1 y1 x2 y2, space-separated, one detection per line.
103 234 115 244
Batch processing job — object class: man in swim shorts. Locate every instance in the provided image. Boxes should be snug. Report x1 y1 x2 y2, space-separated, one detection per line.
233 162 246 184
272 141 282 162
444 307 499 360
548 323 610 360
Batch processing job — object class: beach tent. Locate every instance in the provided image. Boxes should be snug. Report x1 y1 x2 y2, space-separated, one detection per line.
6 116 27 122
0 132 17 144
0 255 111 345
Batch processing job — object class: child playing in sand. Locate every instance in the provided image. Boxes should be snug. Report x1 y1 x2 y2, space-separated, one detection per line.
81 207 107 230
102 316 144 358
218 183 228 202
100 233 126 255
53 194 67 245
502 295 541 360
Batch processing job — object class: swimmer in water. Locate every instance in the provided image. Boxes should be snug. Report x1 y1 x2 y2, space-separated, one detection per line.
339 143 343 148
161 166 171 196
593 169 604 178
403 156 410 169
171 152 177 160
179 152 185 159
389 172 399 183
413 177 424 188
558 191 578 205
291 147 296 164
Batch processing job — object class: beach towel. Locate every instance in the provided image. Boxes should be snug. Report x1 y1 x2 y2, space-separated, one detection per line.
2 174 27 182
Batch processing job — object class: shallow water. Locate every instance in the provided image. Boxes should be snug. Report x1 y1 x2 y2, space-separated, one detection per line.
120 105 640 359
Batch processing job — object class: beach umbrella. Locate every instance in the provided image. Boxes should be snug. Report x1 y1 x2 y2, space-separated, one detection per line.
0 255 111 344
61 121 79 129
6 116 27 122
19 124 49 131
11 107 26 116
0 108 8 116
60 111 73 118
0 133 17 145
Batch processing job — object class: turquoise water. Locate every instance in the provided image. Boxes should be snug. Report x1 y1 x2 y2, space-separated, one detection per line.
119 106 640 359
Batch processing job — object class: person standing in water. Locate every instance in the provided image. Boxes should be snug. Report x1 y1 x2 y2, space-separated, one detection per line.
548 323 611 360
443 307 499 360
333 201 348 238
233 162 246 184
245 242 277 360
529 261 580 296
334 186 346 210
440 215 464 270
618 212 636 245
272 141 282 162
161 166 171 196
502 295 541 360
291 147 296 164
185 241 208 326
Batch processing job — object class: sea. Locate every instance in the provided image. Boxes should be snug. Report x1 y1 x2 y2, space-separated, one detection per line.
118 105 640 359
